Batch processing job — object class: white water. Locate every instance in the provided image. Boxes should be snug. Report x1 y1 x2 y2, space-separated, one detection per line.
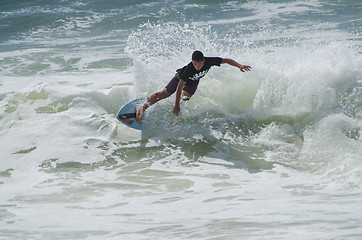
1 1 362 239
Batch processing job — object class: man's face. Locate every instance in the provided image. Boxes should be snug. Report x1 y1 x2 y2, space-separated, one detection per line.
192 59 205 71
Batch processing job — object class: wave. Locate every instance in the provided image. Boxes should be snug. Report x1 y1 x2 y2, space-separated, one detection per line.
127 22 361 120
123 21 362 183
0 13 361 188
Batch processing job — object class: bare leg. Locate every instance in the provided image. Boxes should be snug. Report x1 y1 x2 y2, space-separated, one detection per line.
136 88 172 123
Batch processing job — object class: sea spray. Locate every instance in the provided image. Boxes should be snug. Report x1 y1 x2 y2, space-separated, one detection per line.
1 1 362 239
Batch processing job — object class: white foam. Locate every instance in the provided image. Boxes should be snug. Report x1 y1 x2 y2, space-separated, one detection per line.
1 2 362 239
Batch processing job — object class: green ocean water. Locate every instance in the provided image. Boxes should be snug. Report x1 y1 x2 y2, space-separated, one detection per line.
1 1 362 239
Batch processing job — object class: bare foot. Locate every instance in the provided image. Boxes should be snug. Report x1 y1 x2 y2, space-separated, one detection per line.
120 118 134 125
136 105 143 124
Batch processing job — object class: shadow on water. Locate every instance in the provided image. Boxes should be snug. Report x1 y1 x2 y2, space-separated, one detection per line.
138 114 277 173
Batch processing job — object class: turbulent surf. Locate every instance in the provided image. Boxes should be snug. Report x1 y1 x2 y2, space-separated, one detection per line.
0 1 361 239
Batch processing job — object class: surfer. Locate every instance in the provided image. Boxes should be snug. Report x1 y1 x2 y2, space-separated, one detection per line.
136 50 251 123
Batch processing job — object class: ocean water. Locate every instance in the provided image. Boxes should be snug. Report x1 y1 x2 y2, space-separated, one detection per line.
1 0 362 239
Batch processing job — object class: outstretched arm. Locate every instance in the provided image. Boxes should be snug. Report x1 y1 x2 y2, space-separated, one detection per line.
222 58 251 72
173 79 187 116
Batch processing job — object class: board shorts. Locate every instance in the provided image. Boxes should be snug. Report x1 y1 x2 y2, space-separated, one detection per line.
165 75 199 95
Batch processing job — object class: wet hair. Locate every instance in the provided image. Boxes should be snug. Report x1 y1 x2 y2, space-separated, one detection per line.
192 50 204 62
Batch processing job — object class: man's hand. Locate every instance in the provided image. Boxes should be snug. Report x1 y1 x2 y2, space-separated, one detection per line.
174 79 186 116
221 58 251 72
173 105 180 116
239 65 251 72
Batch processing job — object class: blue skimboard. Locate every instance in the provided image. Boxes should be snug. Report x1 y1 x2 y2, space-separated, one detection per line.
116 97 147 130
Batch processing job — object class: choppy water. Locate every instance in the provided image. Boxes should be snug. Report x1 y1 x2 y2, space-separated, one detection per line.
1 0 362 239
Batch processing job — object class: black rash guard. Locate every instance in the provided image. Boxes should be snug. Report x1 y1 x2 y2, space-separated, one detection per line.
177 57 222 85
